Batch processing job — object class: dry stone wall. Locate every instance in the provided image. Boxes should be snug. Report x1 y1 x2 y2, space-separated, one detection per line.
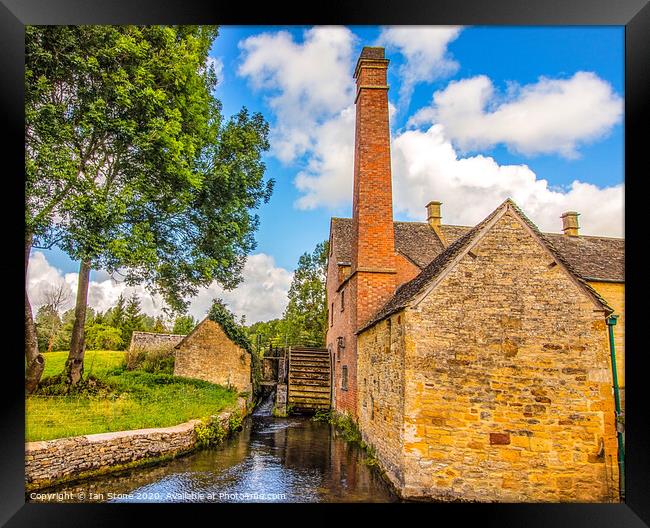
25 398 248 491
129 332 186 352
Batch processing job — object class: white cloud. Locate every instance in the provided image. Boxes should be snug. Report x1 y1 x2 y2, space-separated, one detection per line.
409 72 623 158
378 26 462 106
27 252 293 325
207 56 224 84
293 104 355 210
238 26 356 163
235 26 623 236
392 124 624 237
187 253 293 324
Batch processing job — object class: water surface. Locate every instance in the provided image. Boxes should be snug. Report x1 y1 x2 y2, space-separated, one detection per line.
29 414 398 503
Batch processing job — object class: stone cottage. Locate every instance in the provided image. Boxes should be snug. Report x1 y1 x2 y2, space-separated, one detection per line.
174 318 252 394
325 46 624 502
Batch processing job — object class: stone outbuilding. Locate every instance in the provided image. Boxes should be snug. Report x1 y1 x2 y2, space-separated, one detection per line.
173 318 252 394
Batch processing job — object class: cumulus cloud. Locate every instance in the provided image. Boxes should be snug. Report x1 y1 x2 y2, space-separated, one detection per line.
187 253 293 324
236 26 623 235
392 125 624 236
207 56 225 84
27 252 293 324
238 26 356 163
409 72 623 158
378 26 462 106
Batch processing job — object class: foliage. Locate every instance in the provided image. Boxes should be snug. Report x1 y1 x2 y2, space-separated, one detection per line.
123 346 175 375
35 305 63 352
173 314 197 335
244 241 329 350
25 25 273 387
282 241 329 346
26 352 238 442
26 25 273 310
207 299 253 354
194 419 228 448
85 323 125 350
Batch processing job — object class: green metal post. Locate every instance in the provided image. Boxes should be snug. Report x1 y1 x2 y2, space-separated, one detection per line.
606 314 624 500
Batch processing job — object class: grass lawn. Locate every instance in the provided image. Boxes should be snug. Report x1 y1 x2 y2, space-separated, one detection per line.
41 350 125 378
26 350 239 442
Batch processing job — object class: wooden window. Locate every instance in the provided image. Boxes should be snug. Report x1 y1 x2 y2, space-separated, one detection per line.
330 302 334 326
340 289 345 311
341 365 348 391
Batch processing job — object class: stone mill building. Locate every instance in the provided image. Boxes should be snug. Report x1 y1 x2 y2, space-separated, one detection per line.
325 47 625 502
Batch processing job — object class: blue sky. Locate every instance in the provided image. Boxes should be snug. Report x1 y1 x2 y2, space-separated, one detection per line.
29 26 624 323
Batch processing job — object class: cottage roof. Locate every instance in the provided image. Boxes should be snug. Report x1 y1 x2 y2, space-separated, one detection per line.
354 199 616 333
330 213 623 282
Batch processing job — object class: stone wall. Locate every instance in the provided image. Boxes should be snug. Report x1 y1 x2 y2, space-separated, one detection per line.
357 210 620 502
129 331 186 352
174 319 252 394
25 398 248 491
357 316 406 488
589 281 625 409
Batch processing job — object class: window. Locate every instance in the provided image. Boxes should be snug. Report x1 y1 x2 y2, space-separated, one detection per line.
341 365 348 391
330 302 334 326
337 336 345 362
340 289 345 311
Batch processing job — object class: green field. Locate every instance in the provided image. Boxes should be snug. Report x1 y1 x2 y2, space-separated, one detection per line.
26 351 239 442
41 350 125 378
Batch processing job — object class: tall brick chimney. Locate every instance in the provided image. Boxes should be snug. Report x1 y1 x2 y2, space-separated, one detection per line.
350 46 396 328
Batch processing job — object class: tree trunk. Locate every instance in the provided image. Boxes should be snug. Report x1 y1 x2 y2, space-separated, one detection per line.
65 259 91 386
25 231 44 394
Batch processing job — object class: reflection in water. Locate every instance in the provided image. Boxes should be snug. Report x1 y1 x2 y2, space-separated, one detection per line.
29 416 398 503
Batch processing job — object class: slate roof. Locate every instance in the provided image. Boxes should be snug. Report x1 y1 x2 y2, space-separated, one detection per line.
330 218 445 268
353 200 618 333
330 215 624 282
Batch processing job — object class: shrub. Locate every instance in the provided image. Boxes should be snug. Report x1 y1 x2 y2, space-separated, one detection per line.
123 346 175 374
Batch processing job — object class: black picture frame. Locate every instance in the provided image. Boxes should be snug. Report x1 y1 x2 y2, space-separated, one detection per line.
2 0 647 525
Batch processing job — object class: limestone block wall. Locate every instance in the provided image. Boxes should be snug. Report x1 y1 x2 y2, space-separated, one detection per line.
400 212 619 502
356 210 620 502
25 397 248 491
589 281 625 409
174 319 252 394
129 332 186 352
357 315 406 488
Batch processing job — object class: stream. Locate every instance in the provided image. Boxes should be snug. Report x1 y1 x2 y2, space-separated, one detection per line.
29 397 398 503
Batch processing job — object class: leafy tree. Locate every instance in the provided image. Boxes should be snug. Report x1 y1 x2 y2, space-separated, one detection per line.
106 294 126 328
152 316 168 334
85 323 124 350
282 241 329 346
173 315 197 335
25 25 272 387
34 305 62 353
121 294 144 347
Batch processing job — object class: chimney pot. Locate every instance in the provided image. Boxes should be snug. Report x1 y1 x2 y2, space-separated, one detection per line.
426 201 442 229
561 211 580 237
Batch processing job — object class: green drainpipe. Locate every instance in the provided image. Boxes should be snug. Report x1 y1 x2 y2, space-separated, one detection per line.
606 314 624 500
